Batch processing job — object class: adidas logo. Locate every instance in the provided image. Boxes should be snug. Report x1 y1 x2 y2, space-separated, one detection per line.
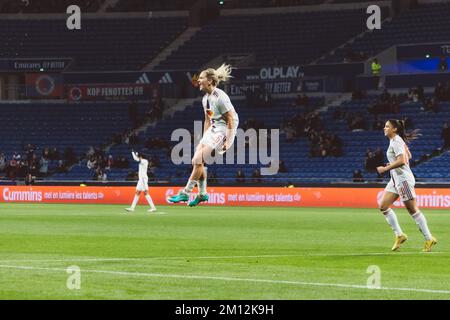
136 73 150 84
158 72 173 84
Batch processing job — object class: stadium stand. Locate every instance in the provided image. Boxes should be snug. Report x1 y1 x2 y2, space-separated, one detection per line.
0 102 148 181
0 17 188 70
107 0 198 12
320 2 450 63
0 0 105 13
155 7 377 70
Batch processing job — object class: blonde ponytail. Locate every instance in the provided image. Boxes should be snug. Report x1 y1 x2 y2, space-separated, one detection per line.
202 63 233 86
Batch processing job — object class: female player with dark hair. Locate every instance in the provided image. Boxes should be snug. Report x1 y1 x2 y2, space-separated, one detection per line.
377 119 437 252
125 151 157 213
168 64 239 207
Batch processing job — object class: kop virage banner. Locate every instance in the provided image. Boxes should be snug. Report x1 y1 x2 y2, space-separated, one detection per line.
1 186 449 209
66 83 153 101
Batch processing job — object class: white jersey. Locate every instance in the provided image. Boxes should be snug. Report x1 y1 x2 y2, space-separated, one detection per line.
202 88 239 129
386 135 414 184
132 152 148 180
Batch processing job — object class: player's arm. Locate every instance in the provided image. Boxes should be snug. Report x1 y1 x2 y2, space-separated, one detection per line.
131 151 140 163
204 112 211 135
377 154 406 174
222 111 235 150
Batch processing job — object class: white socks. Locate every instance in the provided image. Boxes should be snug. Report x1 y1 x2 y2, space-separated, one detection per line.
383 209 403 236
145 194 156 210
198 179 207 195
383 208 433 241
130 195 139 210
412 211 432 240
184 180 197 194
130 194 156 210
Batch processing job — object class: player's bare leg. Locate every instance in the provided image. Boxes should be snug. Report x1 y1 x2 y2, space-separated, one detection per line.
168 144 212 203
379 191 407 251
125 190 141 212
189 165 209 207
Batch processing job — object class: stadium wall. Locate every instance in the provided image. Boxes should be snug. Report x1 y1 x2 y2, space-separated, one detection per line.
1 186 449 209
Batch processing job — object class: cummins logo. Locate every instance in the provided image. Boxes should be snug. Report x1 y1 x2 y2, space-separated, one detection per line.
377 190 450 208
2 188 42 202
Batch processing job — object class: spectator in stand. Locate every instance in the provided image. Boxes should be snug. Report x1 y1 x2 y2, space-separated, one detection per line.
417 85 425 104
371 58 382 89
438 56 448 71
39 156 49 177
64 147 77 166
25 173 35 186
349 112 366 131
49 147 60 161
434 82 446 101
236 170 245 183
424 98 439 113
95 169 107 182
28 155 38 176
278 160 287 173
126 170 138 181
87 156 97 170
442 122 450 149
13 152 21 162
365 151 377 172
390 94 400 114
106 155 114 170
445 82 450 101
372 115 384 131
7 157 18 179
0 153 6 172
329 134 343 156
251 169 262 184
24 143 35 162
353 169 364 183
56 160 67 174
374 147 384 166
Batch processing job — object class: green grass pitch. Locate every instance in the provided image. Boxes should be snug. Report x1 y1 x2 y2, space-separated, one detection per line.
0 203 448 299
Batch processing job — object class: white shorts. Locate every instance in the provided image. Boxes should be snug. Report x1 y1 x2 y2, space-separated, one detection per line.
199 126 237 150
384 178 416 202
136 177 148 192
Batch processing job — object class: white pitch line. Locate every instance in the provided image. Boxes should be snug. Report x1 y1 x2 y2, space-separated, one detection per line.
0 252 445 264
0 264 449 295
309 252 446 257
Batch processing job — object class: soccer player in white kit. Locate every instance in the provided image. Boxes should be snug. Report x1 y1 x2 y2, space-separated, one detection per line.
377 119 437 252
125 151 157 212
168 63 239 206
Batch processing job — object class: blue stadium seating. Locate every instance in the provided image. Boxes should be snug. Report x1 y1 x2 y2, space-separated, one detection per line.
155 8 377 70
0 101 147 158
321 2 450 63
0 17 188 71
